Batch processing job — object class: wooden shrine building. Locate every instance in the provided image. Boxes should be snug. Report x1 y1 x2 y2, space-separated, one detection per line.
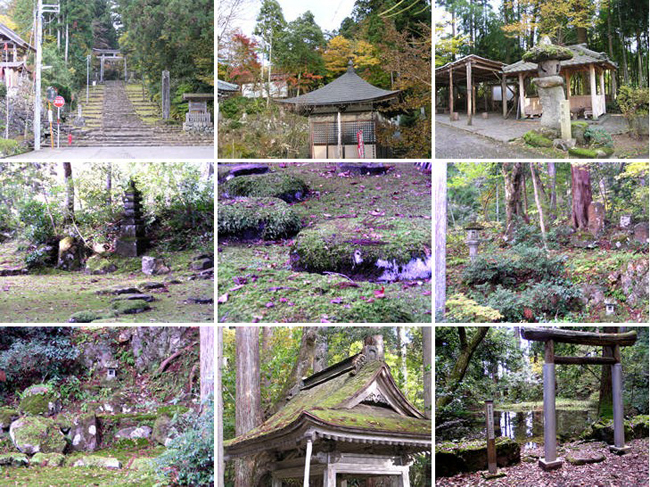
277 61 400 159
224 345 431 486
0 23 34 89
435 55 506 125
503 44 617 120
521 327 636 470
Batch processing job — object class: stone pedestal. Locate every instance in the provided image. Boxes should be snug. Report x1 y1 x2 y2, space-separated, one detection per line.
467 240 479 262
533 76 566 132
115 181 146 257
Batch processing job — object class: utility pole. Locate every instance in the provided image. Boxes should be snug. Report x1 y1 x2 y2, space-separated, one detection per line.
34 0 60 151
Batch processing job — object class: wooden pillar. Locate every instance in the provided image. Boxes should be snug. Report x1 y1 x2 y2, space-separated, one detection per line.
324 464 335 487
466 61 473 125
449 68 454 121
337 110 342 159
565 72 571 99
401 470 411 487
123 57 127 82
610 344 630 454
272 478 282 487
518 73 525 119
501 75 507 119
485 400 497 473
589 64 598 119
339 480 347 487
304 438 313 487
472 85 477 115
599 70 606 114
216 327 224 487
540 339 562 470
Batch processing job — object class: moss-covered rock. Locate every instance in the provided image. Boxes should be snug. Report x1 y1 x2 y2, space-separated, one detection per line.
289 217 431 281
30 452 65 467
523 131 554 148
0 452 29 467
523 43 573 63
111 299 151 314
85 254 118 275
222 172 309 202
19 384 60 416
628 414 649 438
571 121 589 145
435 437 521 477
0 407 18 429
9 416 66 454
568 147 615 158
69 413 100 452
579 418 635 443
70 455 122 469
68 310 117 323
218 197 301 240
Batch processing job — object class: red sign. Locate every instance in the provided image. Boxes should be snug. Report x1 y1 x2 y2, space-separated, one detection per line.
356 129 365 159
53 95 65 108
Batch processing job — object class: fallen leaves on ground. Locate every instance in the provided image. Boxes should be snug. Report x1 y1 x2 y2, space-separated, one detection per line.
374 286 385 299
217 293 229 304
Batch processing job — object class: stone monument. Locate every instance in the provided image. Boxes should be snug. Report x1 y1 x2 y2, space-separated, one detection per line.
523 37 573 135
115 180 146 257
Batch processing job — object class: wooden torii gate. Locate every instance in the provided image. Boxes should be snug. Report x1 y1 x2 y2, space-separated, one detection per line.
521 327 637 470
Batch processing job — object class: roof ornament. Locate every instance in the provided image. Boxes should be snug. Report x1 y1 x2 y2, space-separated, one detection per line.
347 59 354 72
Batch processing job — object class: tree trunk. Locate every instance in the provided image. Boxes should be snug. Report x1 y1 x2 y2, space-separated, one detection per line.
617 1 629 85
571 164 592 229
62 162 74 224
598 327 619 419
521 168 529 222
364 334 384 360
530 163 549 253
398 327 408 395
216 327 224 487
423 327 431 419
503 162 529 238
436 327 489 409
235 327 262 487
270 327 318 416
607 4 617 95
106 162 112 206
200 326 214 404
261 327 274 411
313 327 328 373
636 29 645 87
434 163 446 318
547 162 557 222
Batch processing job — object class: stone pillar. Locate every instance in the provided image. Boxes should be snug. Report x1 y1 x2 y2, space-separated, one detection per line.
539 340 562 470
502 75 507 119
162 70 170 120
124 57 127 82
590 64 598 120
610 346 631 454
467 240 479 262
560 100 571 140
100 56 104 82
115 180 147 257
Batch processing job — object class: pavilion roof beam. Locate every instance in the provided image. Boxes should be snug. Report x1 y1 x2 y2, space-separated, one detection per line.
521 328 637 347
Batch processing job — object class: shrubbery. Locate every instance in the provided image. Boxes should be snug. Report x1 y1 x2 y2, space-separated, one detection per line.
156 399 214 486
19 200 57 245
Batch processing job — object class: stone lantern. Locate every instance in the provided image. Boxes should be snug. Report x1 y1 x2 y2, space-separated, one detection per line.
465 221 484 262
106 361 118 381
522 37 573 135
604 299 617 316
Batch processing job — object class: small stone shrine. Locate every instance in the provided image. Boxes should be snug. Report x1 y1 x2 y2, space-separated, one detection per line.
182 93 213 134
115 180 146 257
225 345 430 486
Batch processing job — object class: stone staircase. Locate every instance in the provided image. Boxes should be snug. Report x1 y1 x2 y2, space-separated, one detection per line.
71 81 213 147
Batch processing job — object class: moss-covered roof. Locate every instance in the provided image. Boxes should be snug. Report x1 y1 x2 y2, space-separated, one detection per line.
224 359 431 456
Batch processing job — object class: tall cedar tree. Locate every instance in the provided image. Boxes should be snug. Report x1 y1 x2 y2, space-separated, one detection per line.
571 164 593 229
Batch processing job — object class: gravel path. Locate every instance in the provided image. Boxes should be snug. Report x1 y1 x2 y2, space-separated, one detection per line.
435 123 543 159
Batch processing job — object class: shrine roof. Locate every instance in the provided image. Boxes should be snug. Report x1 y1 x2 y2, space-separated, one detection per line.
182 93 214 101
503 44 618 74
0 23 34 52
224 349 431 458
277 62 399 108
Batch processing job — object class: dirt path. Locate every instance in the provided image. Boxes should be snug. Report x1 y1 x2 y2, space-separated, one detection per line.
436 438 649 487
435 123 543 159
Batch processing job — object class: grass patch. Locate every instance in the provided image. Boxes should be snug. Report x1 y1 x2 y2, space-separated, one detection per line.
497 398 597 412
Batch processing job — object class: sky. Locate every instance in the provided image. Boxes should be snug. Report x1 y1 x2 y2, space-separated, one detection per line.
233 0 358 39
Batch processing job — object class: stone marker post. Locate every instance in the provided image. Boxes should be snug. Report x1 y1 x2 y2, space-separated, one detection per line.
485 400 497 474
610 344 631 454
540 339 562 470
162 70 170 120
560 100 571 140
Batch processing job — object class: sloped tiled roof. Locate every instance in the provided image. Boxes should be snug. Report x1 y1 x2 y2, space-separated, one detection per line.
217 79 239 92
503 43 617 74
0 23 34 51
224 354 431 458
278 62 399 107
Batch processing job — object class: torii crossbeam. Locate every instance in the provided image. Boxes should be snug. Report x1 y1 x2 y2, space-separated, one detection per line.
521 327 637 470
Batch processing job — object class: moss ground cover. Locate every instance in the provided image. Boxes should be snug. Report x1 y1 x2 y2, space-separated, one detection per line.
0 249 213 323
218 197 302 240
221 172 309 202
218 163 432 323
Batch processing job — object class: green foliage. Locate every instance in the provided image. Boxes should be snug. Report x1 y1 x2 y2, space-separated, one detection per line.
218 197 302 240
24 247 52 269
222 172 309 202
58 376 87 404
445 293 503 322
584 127 614 148
19 200 56 245
568 146 615 158
156 399 213 486
219 97 269 119
618 86 650 118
